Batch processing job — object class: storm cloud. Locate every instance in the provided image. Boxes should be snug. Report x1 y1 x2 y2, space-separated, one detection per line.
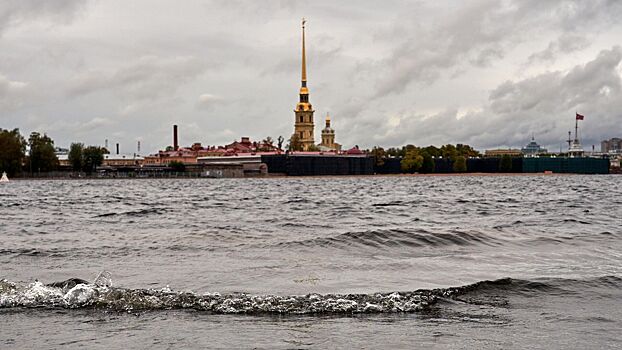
0 0 621 153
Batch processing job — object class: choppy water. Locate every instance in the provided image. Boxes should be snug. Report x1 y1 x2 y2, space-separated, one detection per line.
1 175 621 349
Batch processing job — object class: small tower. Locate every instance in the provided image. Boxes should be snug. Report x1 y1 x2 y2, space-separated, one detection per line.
318 112 341 151
292 18 315 151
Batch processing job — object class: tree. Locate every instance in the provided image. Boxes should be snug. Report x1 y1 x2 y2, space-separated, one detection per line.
499 154 513 172
169 161 185 172
385 147 402 158
307 144 320 152
68 143 84 171
420 153 435 173
288 135 303 151
27 132 58 173
277 136 284 150
453 156 467 172
422 145 441 158
456 144 481 158
401 149 423 173
0 128 26 176
441 144 458 160
82 146 105 173
371 146 386 167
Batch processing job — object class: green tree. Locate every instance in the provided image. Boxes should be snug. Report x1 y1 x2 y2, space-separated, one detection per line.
441 144 458 160
27 132 58 173
499 154 513 172
68 143 84 171
385 147 401 157
288 135 303 151
168 161 185 172
0 128 26 176
82 146 105 173
371 146 386 167
401 149 423 173
456 143 481 158
422 145 441 158
420 153 435 173
453 156 467 172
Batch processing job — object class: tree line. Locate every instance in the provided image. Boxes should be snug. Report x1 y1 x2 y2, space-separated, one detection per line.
368 144 482 173
0 128 107 176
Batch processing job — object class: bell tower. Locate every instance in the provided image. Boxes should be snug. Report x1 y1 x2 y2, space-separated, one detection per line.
292 18 315 151
321 113 335 147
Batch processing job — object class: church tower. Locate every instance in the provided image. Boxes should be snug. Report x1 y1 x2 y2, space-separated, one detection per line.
321 113 334 146
292 18 315 151
319 112 341 151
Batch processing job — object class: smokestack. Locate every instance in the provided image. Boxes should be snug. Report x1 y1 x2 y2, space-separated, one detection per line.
105 139 109 149
173 125 179 151
137 141 141 153
116 143 119 155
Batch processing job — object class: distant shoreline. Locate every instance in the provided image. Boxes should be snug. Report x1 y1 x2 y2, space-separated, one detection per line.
5 172 613 181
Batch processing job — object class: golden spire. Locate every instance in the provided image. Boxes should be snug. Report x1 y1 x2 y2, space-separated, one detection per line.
301 18 307 86
325 112 331 127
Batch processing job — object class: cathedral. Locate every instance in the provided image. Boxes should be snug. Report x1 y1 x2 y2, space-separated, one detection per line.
291 19 340 152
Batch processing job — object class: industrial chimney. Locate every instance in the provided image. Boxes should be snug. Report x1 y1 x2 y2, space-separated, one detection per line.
116 143 119 155
173 125 179 151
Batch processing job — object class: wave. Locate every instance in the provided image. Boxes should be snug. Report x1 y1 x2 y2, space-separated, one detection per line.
2 274 618 314
274 228 503 250
271 225 622 252
95 208 166 218
0 280 440 314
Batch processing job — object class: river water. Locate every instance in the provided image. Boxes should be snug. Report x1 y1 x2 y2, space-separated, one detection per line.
1 175 621 349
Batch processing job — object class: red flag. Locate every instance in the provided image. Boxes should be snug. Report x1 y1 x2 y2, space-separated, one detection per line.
576 113 585 120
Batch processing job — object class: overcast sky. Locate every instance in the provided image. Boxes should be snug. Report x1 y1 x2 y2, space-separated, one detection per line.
1 0 621 153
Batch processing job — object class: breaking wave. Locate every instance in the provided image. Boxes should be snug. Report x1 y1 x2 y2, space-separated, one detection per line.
2 273 619 314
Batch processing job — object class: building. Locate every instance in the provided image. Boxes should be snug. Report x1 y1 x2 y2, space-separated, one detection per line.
144 149 201 165
144 123 282 165
57 153 144 169
484 149 523 157
601 138 622 153
101 153 144 167
521 136 547 156
291 19 316 151
197 154 268 177
318 113 341 152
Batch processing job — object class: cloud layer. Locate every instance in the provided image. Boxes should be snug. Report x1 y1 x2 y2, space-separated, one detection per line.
1 0 621 153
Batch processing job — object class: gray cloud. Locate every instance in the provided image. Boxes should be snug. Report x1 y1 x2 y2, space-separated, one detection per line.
68 55 207 100
0 0 87 35
371 0 622 99
366 47 622 150
196 93 224 110
528 33 592 64
0 73 28 111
